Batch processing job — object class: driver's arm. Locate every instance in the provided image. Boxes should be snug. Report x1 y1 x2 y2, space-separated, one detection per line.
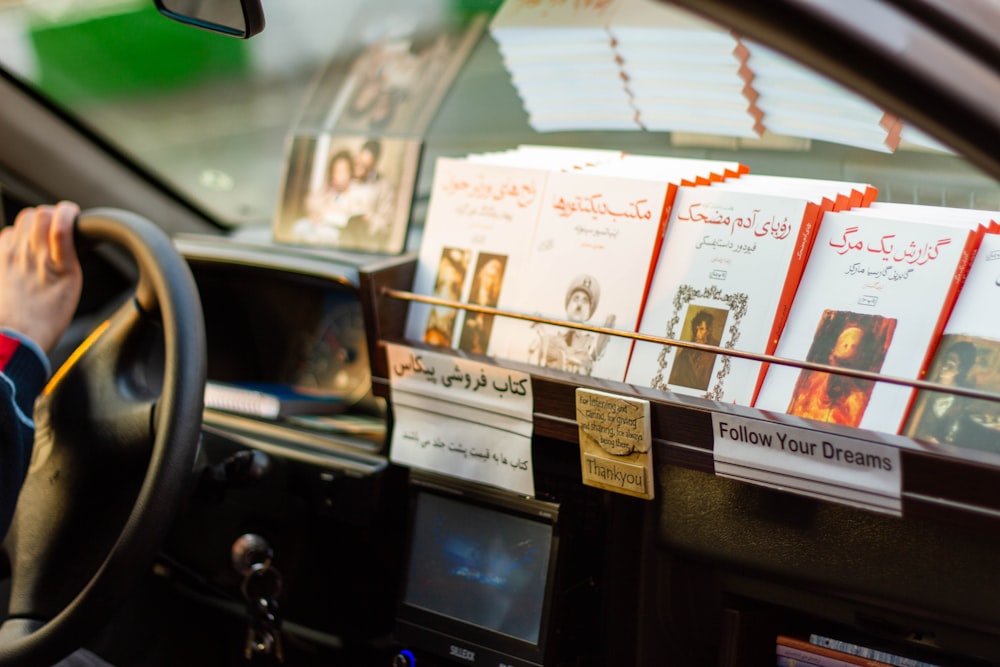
0 201 82 538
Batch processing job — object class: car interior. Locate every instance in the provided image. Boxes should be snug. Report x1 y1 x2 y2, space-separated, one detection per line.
2 0 1000 666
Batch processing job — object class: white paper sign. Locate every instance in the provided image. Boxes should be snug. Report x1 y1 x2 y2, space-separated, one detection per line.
712 413 902 515
386 343 535 496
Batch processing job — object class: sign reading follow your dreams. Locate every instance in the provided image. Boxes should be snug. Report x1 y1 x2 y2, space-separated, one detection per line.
712 412 902 515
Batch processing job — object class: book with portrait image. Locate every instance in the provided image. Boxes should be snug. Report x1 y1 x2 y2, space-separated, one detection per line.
623 175 873 405
901 231 1000 452
753 209 984 434
273 133 422 255
485 155 746 382
403 156 553 355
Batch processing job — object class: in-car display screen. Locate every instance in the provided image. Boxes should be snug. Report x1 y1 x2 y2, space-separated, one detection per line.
402 490 554 645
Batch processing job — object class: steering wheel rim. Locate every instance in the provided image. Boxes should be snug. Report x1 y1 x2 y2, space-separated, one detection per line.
0 208 206 665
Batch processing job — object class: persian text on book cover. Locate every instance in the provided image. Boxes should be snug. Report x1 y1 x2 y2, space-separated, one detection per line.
903 232 1000 453
625 187 820 404
487 169 671 382
754 211 977 434
404 157 551 355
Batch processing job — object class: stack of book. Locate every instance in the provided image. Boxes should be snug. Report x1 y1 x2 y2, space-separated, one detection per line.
489 0 953 156
405 146 748 382
740 39 899 152
490 0 758 135
490 0 637 131
625 174 876 405
605 0 759 136
405 144 1000 452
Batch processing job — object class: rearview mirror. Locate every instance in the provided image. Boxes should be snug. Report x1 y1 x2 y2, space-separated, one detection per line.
154 0 265 38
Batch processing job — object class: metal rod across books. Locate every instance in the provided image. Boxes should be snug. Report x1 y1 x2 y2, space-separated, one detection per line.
381 286 1000 405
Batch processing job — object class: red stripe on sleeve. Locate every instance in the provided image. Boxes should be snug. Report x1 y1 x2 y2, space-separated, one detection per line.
0 334 20 372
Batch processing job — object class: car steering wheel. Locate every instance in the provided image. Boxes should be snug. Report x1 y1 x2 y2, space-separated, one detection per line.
0 208 206 666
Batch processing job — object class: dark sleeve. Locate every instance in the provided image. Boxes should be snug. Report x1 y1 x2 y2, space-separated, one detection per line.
0 331 49 539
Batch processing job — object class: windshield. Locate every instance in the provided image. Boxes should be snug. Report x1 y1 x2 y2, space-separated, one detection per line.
1 0 997 233
0 0 463 228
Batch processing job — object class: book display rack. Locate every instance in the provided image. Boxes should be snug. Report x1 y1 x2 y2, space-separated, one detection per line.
322 1 1000 665
361 254 1000 666
362 261 1000 528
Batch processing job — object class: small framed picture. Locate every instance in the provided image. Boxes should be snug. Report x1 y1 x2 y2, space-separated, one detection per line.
273 134 422 255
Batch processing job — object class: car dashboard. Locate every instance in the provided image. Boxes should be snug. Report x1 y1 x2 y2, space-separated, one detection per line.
6 2 1000 666
155 235 619 666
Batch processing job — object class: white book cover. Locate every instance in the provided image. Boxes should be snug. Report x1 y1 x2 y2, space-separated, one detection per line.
627 76 750 102
607 0 728 41
491 0 624 41
637 110 760 137
754 211 980 434
625 186 825 404
511 82 629 110
901 232 1000 451
404 157 550 355
498 39 616 63
488 168 672 381
528 113 642 133
584 152 748 185
744 39 896 151
525 96 635 116
491 0 643 133
715 174 876 210
509 57 623 80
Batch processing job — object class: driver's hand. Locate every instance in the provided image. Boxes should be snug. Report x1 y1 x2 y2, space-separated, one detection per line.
0 201 83 354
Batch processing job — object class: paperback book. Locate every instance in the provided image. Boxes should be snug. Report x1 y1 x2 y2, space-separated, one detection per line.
486 166 676 381
403 156 552 355
754 210 982 433
484 152 748 381
607 0 756 136
625 175 872 405
742 39 899 152
901 231 1000 453
490 0 637 131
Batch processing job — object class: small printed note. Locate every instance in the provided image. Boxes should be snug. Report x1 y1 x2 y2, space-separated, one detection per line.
576 388 654 499
386 343 535 496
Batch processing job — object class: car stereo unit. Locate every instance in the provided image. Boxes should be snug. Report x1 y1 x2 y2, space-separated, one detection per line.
393 472 563 667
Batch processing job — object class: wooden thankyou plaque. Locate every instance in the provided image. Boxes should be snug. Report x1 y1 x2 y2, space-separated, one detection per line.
575 388 654 499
